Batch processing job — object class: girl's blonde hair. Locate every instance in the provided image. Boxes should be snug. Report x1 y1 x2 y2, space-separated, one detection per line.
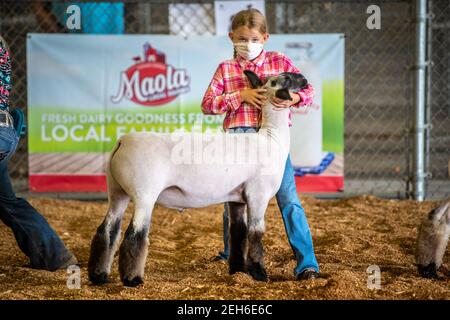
231 8 268 34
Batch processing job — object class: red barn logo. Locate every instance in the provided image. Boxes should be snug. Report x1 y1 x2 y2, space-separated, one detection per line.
111 43 190 106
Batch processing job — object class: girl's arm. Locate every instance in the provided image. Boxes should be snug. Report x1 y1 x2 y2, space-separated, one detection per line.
283 54 315 108
201 66 242 115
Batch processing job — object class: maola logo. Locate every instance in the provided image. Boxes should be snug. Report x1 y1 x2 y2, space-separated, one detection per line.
111 43 190 106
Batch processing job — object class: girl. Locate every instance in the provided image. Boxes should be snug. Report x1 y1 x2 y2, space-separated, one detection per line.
201 9 319 280
0 35 77 271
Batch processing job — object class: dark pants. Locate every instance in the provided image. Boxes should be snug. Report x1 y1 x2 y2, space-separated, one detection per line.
0 125 75 271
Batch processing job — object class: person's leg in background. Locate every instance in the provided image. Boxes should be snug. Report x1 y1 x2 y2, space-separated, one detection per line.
213 208 230 261
0 126 77 271
276 155 319 279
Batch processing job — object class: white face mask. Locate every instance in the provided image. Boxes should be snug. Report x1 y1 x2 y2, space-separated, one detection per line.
234 42 264 61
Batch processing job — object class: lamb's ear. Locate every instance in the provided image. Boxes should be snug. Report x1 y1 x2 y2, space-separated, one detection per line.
275 88 293 101
244 70 263 88
282 72 309 89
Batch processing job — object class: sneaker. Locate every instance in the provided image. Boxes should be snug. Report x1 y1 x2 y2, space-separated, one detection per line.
296 268 319 280
211 252 228 262
58 254 79 270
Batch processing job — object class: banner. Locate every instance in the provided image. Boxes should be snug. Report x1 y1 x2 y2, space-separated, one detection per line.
27 34 344 192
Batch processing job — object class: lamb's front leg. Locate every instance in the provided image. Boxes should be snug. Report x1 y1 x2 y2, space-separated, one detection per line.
119 198 155 287
228 202 248 275
246 197 270 282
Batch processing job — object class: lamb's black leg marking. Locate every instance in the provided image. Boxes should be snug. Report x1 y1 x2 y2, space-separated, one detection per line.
88 222 110 284
247 230 267 281
119 223 149 287
228 202 247 275
109 219 121 247
88 218 122 285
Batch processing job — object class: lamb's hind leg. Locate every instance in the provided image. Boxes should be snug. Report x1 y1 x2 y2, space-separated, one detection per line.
88 191 130 285
246 198 269 282
119 197 155 287
228 202 248 275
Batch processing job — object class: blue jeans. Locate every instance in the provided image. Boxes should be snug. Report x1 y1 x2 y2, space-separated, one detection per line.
0 125 75 270
219 126 319 276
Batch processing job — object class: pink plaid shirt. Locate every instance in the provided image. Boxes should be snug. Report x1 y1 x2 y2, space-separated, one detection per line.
201 50 314 131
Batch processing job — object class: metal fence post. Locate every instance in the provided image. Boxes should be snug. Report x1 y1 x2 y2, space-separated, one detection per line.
424 0 433 198
412 0 428 201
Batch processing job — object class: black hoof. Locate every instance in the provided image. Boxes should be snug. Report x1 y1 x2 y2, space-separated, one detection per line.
89 272 110 285
229 258 246 275
247 262 268 282
418 263 438 279
123 276 144 287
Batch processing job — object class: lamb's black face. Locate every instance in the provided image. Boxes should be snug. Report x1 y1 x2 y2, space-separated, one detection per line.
244 70 309 102
269 73 309 91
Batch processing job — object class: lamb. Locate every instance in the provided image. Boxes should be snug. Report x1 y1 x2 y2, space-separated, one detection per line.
415 160 450 278
88 70 309 287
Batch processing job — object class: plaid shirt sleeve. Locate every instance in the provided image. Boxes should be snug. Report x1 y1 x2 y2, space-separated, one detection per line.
201 65 242 115
282 54 314 108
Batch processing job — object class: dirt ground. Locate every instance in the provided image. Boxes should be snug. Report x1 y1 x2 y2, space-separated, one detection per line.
0 195 448 300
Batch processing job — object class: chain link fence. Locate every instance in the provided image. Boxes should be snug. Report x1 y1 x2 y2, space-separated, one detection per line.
0 0 448 199
426 0 450 199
